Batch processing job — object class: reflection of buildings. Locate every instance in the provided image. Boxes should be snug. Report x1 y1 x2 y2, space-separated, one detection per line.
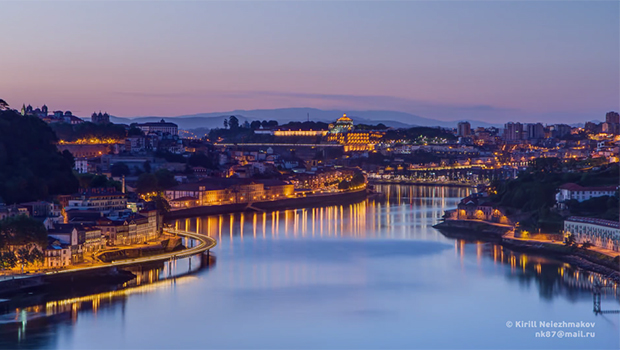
453 238 619 301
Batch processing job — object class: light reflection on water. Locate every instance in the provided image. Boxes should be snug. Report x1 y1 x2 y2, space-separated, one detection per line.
1 185 619 349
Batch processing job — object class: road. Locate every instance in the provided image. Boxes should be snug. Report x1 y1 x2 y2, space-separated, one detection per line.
43 230 217 276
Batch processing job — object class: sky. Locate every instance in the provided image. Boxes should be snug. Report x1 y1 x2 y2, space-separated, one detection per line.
0 1 618 124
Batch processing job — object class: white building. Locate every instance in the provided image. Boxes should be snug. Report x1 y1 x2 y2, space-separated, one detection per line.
556 183 617 208
74 158 89 174
564 216 620 252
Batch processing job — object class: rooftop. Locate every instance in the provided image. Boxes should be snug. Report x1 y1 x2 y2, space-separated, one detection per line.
566 216 620 229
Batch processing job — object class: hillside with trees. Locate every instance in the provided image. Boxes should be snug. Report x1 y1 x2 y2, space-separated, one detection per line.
0 105 79 204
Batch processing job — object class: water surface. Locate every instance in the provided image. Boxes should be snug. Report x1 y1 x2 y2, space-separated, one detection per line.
2 185 618 349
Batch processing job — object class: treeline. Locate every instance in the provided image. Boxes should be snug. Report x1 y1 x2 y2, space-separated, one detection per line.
50 122 127 142
0 108 79 204
382 127 457 143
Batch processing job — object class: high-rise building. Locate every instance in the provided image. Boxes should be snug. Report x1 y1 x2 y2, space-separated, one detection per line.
526 123 544 140
606 111 619 124
457 121 471 137
503 122 523 142
551 124 571 138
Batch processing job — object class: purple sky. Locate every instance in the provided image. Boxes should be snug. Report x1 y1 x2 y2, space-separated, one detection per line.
1 1 618 123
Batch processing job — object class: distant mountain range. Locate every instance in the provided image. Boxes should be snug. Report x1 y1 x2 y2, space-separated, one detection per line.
109 108 504 130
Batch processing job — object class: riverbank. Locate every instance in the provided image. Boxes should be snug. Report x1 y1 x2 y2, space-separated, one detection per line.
433 219 620 283
369 179 478 188
165 188 369 220
0 230 216 297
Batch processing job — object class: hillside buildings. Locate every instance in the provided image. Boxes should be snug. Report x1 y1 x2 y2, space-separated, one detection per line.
136 119 179 136
555 183 617 208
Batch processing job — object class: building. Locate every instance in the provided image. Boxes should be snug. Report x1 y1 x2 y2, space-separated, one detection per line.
136 119 178 136
328 114 354 134
91 111 110 124
526 123 545 141
503 122 524 142
551 124 571 138
606 111 619 124
457 121 471 137
555 183 617 208
564 216 620 252
67 187 127 212
447 195 511 224
165 178 294 208
326 114 384 152
45 237 72 268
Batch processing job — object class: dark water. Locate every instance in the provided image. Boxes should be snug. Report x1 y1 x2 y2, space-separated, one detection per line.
1 185 619 349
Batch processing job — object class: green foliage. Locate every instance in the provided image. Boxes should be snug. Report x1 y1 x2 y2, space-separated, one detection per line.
136 169 179 194
136 173 158 194
228 116 240 130
188 153 216 169
152 194 171 214
350 172 366 187
0 109 79 203
0 251 17 269
154 169 178 189
110 162 130 177
77 173 121 191
49 121 126 142
0 215 48 248
565 195 619 221
338 180 351 190
143 160 152 174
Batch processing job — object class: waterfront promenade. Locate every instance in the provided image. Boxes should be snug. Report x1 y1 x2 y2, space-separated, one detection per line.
0 230 216 281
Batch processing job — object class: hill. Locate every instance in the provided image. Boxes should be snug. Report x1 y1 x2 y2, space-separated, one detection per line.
0 108 78 204
110 108 502 130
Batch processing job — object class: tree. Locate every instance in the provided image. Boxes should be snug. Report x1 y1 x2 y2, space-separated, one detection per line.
228 116 239 130
17 245 32 270
243 121 250 129
0 251 17 269
143 160 152 174
136 173 158 194
90 174 109 188
154 169 178 190
0 215 48 248
250 120 261 130
564 233 575 246
29 247 44 265
581 242 593 249
111 162 130 177
128 125 144 136
62 150 75 168
152 194 171 214
0 108 79 204
223 119 228 129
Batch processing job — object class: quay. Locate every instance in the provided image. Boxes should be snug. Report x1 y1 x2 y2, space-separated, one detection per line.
165 188 369 220
0 230 216 295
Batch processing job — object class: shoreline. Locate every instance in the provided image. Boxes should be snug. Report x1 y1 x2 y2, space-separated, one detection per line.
434 220 620 283
368 179 478 188
165 188 369 220
0 230 217 296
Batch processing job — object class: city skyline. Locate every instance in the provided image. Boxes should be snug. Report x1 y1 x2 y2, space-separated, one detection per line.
1 1 618 123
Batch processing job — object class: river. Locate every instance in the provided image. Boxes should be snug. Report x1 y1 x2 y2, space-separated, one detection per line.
1 185 618 349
